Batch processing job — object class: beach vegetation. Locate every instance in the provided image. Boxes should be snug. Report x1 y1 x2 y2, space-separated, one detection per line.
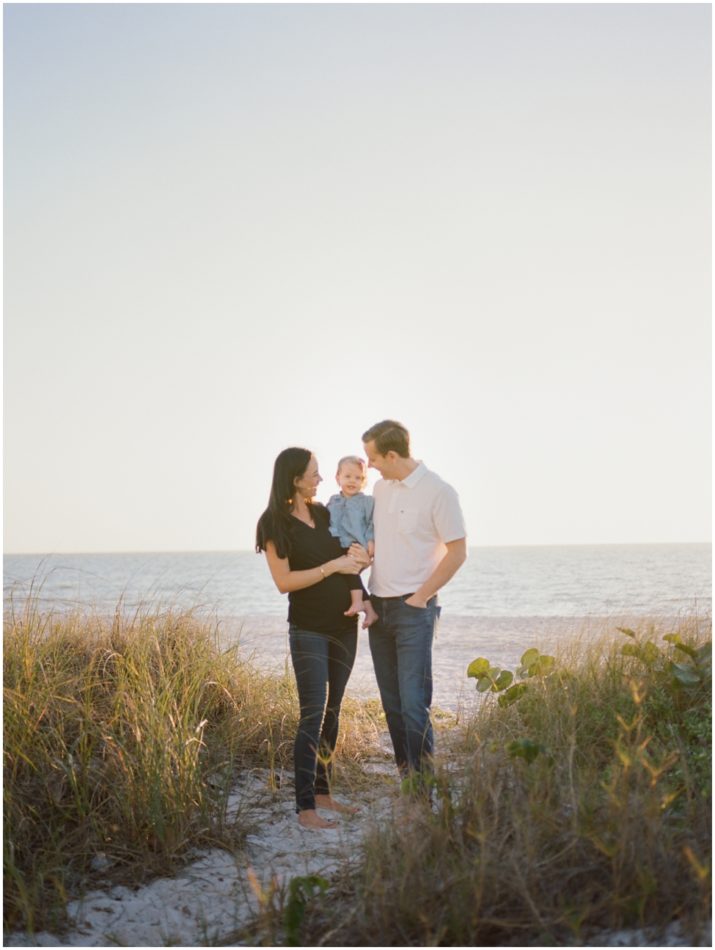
294 620 711 947
467 646 556 707
5 605 710 946
3 602 380 933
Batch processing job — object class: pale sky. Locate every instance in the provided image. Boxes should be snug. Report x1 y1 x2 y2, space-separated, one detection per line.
4 3 711 553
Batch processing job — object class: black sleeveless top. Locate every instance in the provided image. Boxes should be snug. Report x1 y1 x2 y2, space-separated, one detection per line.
286 504 362 634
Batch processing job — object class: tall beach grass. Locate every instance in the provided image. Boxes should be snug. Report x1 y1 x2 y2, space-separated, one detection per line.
3 601 381 933
5 603 710 945
296 618 711 947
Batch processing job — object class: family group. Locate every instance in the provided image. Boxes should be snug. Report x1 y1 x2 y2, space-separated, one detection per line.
256 419 467 829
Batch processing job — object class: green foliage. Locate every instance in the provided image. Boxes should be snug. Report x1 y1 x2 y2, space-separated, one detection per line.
400 770 437 797
505 738 546 764
620 637 661 666
467 657 490 678
618 627 711 693
467 657 513 693
616 628 712 802
284 874 329 946
306 622 711 949
467 648 556 706
517 647 556 678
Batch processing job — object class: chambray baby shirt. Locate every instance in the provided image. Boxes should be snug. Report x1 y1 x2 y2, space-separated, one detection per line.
326 492 375 549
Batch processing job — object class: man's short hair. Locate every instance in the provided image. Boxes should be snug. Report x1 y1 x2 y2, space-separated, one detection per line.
362 420 410 458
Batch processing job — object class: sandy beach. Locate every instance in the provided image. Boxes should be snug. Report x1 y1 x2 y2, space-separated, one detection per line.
6 756 396 947
7 748 709 948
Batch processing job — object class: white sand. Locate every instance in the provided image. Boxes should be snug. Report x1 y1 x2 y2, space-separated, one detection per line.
6 761 397 947
7 755 709 948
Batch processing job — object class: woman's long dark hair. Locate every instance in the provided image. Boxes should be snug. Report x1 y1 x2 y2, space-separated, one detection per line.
255 447 312 559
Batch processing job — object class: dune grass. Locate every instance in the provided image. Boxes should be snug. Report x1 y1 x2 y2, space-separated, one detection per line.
3 602 381 933
5 605 711 945
294 618 711 947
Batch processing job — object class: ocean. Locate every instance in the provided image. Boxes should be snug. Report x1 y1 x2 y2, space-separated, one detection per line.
4 544 711 712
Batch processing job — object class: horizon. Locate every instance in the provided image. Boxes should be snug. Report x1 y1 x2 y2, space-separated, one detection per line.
6 540 712 558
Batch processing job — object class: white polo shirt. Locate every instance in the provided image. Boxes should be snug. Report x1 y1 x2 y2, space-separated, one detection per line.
368 461 466 597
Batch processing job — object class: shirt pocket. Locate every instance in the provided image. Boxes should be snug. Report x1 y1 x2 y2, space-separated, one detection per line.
397 507 419 534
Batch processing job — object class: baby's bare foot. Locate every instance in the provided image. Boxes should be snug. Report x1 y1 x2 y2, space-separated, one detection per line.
344 602 363 617
315 794 359 815
298 809 338 830
362 602 379 628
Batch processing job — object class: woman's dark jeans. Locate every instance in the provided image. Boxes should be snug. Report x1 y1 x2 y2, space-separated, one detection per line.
288 624 358 812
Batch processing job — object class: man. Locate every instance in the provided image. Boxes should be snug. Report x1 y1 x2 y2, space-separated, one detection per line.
362 419 467 783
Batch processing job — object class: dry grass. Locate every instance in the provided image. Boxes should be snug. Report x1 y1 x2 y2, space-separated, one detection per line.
297 618 711 947
3 602 381 933
6 606 710 946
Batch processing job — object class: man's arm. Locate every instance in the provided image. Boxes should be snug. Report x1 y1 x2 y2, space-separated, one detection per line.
405 538 467 608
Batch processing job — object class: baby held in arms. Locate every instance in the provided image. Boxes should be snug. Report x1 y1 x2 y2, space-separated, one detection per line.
326 456 378 627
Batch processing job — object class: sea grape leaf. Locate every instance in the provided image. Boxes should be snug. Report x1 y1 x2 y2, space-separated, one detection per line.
493 669 514 691
671 664 700 686
532 655 555 676
498 683 529 707
467 657 491 679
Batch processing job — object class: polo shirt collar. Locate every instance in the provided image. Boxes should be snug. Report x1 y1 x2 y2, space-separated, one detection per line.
399 461 427 488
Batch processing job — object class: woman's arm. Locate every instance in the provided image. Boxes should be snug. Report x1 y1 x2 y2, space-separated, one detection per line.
265 541 360 595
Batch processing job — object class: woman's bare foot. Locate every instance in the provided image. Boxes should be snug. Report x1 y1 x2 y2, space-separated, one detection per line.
315 794 359 815
298 808 338 830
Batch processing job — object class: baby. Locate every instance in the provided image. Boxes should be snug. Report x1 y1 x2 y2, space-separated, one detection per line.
326 456 378 627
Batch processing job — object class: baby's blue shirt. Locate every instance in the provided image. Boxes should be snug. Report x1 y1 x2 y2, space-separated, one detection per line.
326 492 375 549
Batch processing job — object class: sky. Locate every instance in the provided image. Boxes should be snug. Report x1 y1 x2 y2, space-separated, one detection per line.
3 2 711 553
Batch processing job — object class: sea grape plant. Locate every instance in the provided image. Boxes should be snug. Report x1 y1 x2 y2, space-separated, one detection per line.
467 647 556 707
618 627 711 692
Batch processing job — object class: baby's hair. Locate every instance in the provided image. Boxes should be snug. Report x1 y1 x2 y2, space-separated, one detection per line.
336 455 367 476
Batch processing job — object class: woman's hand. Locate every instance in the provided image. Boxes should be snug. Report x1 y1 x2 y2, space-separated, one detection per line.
332 554 361 575
347 543 371 569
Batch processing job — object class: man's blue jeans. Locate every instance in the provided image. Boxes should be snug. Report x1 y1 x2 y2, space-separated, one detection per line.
368 595 440 776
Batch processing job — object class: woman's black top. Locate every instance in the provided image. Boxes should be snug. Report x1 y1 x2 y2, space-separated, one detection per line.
286 504 362 634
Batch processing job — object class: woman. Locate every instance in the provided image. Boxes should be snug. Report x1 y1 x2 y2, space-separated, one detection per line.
256 447 370 830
